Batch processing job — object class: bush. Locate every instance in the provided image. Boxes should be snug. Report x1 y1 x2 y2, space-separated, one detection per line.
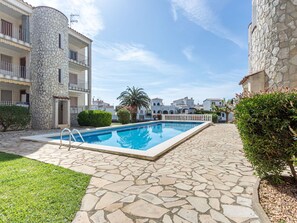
77 110 111 127
77 110 90 126
0 106 31 132
212 114 218 123
117 108 130 124
235 91 297 182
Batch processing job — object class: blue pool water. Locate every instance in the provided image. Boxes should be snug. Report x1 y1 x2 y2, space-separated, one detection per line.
54 122 202 151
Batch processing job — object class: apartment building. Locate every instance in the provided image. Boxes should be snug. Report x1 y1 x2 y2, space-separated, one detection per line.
0 0 92 129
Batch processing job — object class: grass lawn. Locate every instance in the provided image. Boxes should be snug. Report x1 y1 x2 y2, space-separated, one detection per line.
0 152 91 223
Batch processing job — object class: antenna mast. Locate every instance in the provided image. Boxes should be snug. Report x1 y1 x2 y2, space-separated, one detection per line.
70 14 79 27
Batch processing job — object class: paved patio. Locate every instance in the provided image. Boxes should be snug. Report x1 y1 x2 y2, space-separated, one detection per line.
0 124 259 223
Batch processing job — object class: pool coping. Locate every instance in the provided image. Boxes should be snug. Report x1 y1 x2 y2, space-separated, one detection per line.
21 121 212 160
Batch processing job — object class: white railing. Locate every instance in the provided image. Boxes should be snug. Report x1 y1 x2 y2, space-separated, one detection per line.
69 80 89 92
0 25 30 43
162 114 213 122
0 61 30 79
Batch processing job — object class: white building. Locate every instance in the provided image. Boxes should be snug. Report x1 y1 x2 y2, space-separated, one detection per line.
0 0 92 129
203 98 234 122
203 98 223 111
151 98 177 115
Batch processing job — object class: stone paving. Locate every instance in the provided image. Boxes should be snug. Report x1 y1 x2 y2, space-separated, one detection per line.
0 124 260 223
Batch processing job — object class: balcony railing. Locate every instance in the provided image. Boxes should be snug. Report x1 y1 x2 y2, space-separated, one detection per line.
0 25 30 43
69 51 89 66
0 61 30 79
68 80 89 92
0 101 29 107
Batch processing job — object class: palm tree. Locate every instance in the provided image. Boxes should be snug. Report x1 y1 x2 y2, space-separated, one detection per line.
117 86 151 122
212 99 234 123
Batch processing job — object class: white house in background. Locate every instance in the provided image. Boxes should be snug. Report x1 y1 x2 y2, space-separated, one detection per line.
91 99 117 120
203 98 234 122
151 98 177 115
203 98 223 111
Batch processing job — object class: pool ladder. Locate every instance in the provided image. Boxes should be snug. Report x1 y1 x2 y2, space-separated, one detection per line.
60 128 85 150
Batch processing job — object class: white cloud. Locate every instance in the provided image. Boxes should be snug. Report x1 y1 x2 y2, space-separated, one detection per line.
182 46 195 62
171 0 245 48
25 0 104 38
94 41 184 75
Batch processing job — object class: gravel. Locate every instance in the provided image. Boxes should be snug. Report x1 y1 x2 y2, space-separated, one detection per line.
259 177 297 223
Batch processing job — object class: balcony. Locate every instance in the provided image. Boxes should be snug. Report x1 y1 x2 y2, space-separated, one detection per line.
0 61 30 81
68 80 89 93
0 101 29 107
0 22 30 47
68 50 89 68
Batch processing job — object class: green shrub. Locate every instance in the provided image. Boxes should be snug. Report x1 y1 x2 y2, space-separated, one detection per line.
212 114 218 123
235 91 297 182
77 110 111 127
0 106 31 132
90 110 112 127
77 110 90 126
117 108 130 124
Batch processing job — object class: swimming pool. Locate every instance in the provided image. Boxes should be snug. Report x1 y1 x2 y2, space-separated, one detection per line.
22 121 211 160
54 122 201 151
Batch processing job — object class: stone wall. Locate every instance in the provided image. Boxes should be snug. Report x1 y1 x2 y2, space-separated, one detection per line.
30 6 69 129
249 0 297 89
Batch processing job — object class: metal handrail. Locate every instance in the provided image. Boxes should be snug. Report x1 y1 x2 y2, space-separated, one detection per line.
60 128 76 150
72 129 85 142
59 128 85 150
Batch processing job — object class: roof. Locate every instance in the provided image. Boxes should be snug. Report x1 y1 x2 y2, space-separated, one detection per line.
151 98 163 100
203 98 223 102
18 0 33 8
68 27 92 42
239 70 265 85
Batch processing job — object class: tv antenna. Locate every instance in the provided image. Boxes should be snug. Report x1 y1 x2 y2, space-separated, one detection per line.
70 14 79 27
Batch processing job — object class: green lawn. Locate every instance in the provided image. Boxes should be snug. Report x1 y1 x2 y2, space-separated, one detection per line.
0 152 91 223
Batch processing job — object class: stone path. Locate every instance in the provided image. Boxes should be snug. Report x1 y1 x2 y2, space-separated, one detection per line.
0 124 260 223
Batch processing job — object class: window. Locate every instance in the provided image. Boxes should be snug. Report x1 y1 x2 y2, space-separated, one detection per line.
153 110 156 113
1 54 12 71
153 103 156 106
69 50 78 61
1 90 12 102
58 69 62 83
157 103 160 106
1 19 12 37
58 34 62 48
69 73 78 85
221 113 225 118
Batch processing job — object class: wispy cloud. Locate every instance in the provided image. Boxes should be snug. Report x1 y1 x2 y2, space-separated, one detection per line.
25 0 104 38
182 46 195 62
171 0 245 48
94 42 184 75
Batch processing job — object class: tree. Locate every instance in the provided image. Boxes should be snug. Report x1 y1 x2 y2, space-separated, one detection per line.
212 99 234 123
117 86 151 123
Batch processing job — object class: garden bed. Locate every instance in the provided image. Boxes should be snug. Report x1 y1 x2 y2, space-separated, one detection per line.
259 177 297 223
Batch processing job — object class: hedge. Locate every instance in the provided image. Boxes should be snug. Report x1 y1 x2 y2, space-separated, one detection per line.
117 108 130 124
235 91 297 182
0 106 31 132
77 110 112 127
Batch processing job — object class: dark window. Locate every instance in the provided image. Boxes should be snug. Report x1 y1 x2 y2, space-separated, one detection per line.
153 103 156 106
58 34 62 48
1 19 12 37
157 103 160 106
69 50 78 61
58 69 62 83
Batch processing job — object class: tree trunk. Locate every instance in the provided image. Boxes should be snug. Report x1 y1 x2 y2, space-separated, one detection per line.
226 112 229 123
131 112 137 123
288 160 297 182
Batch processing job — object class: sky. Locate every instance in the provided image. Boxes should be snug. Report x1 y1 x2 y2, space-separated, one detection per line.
26 0 251 105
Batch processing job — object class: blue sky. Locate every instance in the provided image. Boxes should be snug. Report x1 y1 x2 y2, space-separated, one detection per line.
27 0 251 105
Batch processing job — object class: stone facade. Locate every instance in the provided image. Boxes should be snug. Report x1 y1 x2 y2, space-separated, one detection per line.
30 7 69 129
245 0 297 91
